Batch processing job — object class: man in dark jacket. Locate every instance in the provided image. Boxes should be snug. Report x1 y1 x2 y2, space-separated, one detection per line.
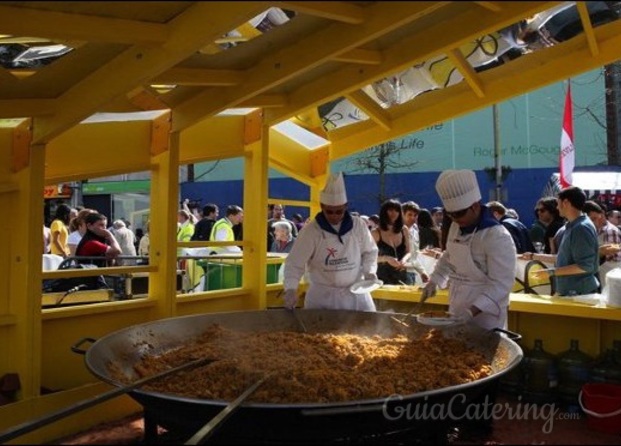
487 201 535 254
191 203 219 241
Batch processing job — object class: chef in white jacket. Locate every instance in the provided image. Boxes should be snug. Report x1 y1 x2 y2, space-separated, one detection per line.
283 172 379 311
421 170 516 329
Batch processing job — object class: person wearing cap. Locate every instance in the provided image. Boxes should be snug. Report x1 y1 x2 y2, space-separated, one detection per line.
420 169 517 329
282 172 379 311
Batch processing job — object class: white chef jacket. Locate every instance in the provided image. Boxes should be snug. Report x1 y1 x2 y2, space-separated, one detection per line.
283 215 379 311
430 221 517 329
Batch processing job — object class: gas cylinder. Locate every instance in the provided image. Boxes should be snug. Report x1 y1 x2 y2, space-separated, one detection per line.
523 339 558 403
556 339 593 407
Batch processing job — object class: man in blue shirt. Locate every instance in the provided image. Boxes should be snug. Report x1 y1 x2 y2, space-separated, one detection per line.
527 186 599 296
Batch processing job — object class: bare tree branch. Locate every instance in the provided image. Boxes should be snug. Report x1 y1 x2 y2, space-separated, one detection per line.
349 142 419 205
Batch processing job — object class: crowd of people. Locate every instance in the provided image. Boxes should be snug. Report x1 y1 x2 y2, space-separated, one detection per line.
44 168 621 326
44 205 141 265
281 169 619 331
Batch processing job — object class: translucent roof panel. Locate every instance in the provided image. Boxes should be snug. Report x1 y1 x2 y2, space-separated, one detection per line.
217 108 258 116
274 120 329 150
315 2 620 132
81 110 169 123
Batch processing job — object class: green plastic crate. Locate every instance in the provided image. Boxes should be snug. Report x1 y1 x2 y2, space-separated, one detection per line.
201 262 281 290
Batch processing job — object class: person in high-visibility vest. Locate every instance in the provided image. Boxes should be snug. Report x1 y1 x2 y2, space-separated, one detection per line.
209 205 244 254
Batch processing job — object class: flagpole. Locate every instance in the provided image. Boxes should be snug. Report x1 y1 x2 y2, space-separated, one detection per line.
493 104 502 201
559 79 575 189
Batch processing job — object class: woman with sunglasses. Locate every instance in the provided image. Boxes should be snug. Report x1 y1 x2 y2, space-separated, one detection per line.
282 172 379 311
420 169 517 330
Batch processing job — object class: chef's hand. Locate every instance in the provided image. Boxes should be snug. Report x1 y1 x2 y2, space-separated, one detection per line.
364 272 378 282
420 281 437 302
456 308 474 324
283 289 298 310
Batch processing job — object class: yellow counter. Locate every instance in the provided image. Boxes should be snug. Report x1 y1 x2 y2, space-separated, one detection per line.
370 286 621 358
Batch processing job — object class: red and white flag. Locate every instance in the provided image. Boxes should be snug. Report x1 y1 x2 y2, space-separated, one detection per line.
559 83 574 188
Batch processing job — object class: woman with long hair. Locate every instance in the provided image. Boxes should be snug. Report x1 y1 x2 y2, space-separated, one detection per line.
418 208 442 250
50 203 73 257
371 199 411 284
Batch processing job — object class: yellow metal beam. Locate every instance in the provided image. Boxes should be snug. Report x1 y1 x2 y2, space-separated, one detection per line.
310 146 329 177
11 119 32 172
345 90 392 131
45 121 153 182
474 2 503 12
10 139 46 401
152 68 245 86
446 48 485 98
284 108 326 136
244 109 263 145
172 2 447 132
278 1 366 24
149 130 180 318
267 1 558 125
32 2 269 145
239 94 288 108
0 5 170 45
329 18 621 159
576 2 599 57
268 127 317 178
126 87 170 112
151 112 172 156
332 48 383 65
179 115 246 164
0 99 56 119
242 122 270 309
0 66 18 88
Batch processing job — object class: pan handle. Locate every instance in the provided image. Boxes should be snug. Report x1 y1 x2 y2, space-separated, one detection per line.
71 337 97 355
492 328 521 341
185 372 274 445
301 403 385 417
0 357 214 444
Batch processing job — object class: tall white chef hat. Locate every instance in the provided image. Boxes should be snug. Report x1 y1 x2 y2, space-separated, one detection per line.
320 172 347 206
435 169 481 212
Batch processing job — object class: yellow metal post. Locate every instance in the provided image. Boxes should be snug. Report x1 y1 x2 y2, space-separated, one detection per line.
242 111 269 309
7 122 45 401
148 122 179 318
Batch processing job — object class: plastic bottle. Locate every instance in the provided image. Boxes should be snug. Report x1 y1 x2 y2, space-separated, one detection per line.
557 339 593 407
613 340 621 363
523 339 558 404
591 348 621 385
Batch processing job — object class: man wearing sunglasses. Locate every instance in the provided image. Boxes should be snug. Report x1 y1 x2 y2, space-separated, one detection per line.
282 172 379 311
420 169 517 329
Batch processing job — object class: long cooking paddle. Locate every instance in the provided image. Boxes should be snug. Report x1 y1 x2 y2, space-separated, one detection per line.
289 308 308 333
184 372 274 445
400 298 425 324
0 356 214 444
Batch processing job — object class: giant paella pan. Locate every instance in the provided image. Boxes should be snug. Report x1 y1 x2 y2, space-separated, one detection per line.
77 309 523 442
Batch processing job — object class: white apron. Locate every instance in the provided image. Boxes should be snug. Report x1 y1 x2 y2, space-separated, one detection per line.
305 283 376 312
303 226 376 312
447 231 507 330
